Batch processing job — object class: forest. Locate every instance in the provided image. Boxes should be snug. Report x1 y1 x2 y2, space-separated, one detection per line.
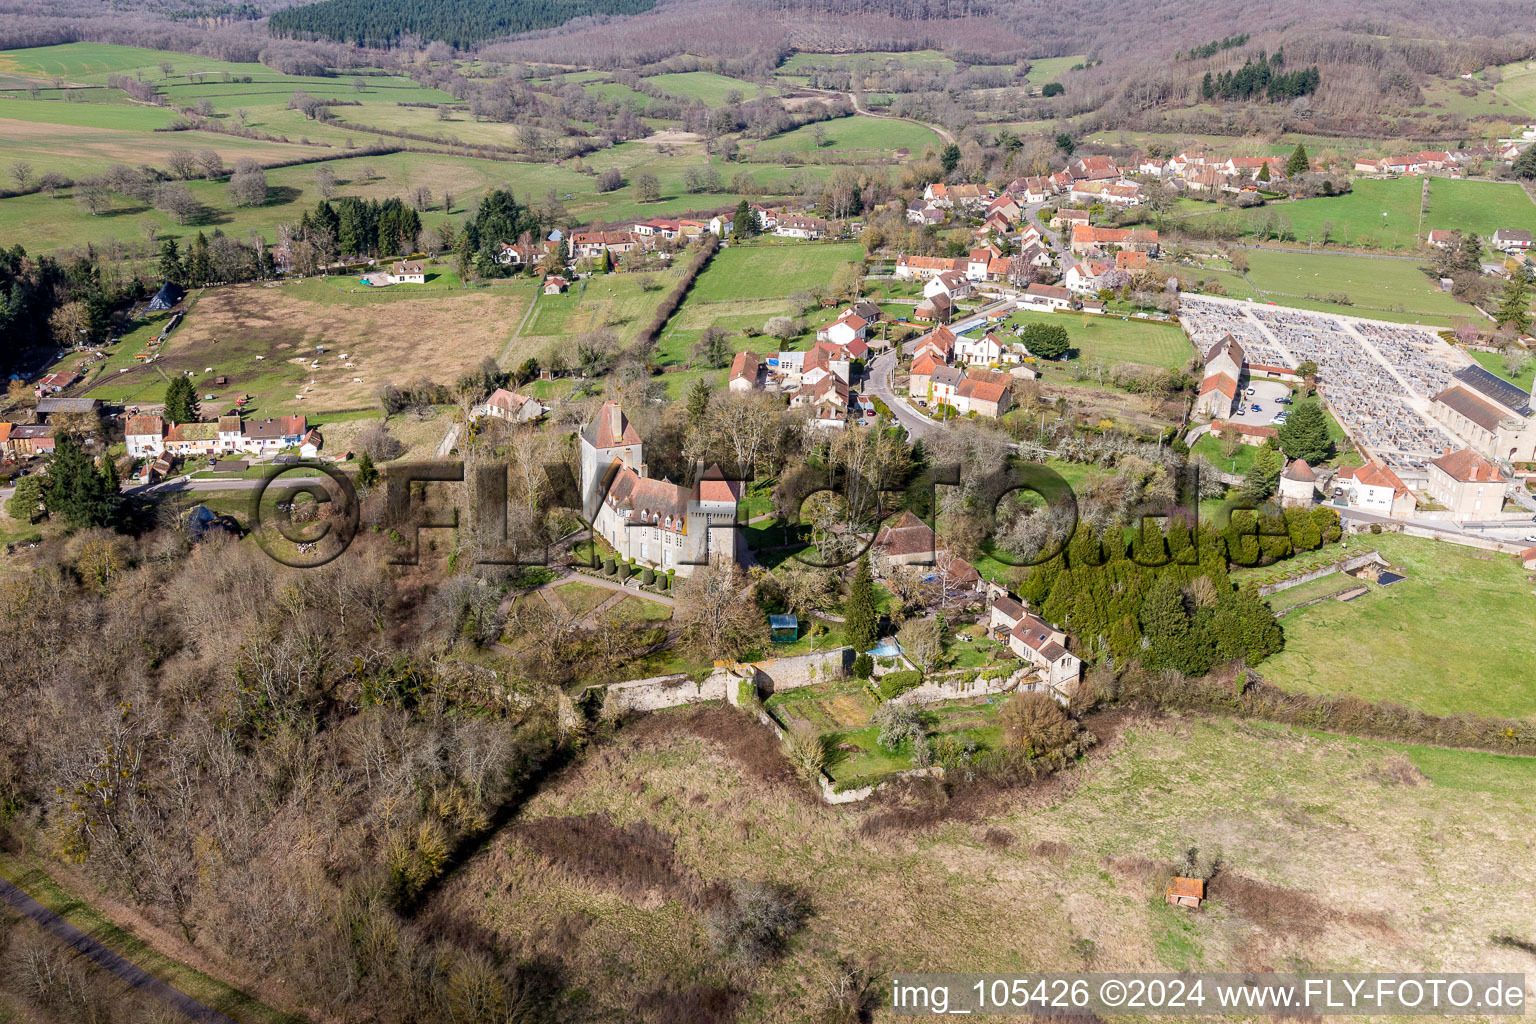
268 0 659 49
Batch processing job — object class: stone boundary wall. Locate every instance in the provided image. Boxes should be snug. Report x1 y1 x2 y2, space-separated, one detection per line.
1256 550 1384 597
603 671 729 714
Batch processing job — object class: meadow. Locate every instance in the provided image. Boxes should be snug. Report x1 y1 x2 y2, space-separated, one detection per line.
998 309 1195 368
1240 248 1471 324
749 114 940 155
428 705 1536 1021
1492 58 1536 117
71 274 535 416
1188 176 1536 251
644 71 773 105
1024 54 1087 86
1257 533 1536 720
686 241 863 303
519 268 684 354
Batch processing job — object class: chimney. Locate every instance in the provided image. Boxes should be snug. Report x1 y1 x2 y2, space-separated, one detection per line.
608 402 621 439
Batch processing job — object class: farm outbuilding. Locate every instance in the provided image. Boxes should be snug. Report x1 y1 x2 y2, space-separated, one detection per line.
1164 877 1205 908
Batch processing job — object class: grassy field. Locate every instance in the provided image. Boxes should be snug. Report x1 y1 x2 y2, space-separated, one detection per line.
998 309 1195 368
687 242 863 303
1492 59 1536 116
1470 349 1536 392
1191 177 1536 251
750 115 939 155
1258 533 1536 720
645 71 772 105
71 276 535 416
1240 248 1471 324
1025 55 1087 86
1424 178 1536 240
428 706 1536 1021
520 269 683 355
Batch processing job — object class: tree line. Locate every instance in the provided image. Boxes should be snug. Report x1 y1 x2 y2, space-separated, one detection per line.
269 0 658 49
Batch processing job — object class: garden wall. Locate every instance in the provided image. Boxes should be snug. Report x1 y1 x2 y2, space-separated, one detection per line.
892 666 1029 706
750 647 852 694
604 670 731 714
1256 550 1384 597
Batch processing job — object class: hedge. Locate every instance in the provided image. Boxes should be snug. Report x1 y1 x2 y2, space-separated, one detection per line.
632 233 719 356
876 670 923 700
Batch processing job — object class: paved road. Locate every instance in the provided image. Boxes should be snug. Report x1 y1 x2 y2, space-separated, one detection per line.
0 877 241 1024
868 347 938 440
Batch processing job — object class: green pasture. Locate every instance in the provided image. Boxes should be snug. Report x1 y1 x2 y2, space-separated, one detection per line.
645 71 772 105
1257 533 1536 720
750 115 940 155
998 309 1194 368
687 242 863 302
1241 249 1472 324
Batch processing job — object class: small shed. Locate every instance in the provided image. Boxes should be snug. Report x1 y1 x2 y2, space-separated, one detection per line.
1164 877 1205 908
769 613 799 642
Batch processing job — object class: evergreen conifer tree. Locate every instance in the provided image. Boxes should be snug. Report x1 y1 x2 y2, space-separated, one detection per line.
844 554 878 653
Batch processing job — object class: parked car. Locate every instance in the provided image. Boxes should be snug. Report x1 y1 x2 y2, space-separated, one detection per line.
1525 534 1536 543
1244 386 1257 396
1251 403 1263 412
1277 396 1293 405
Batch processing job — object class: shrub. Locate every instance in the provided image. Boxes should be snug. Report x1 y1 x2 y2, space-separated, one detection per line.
876 670 923 700
1000 691 1075 755
851 653 873 679
781 722 827 783
872 701 923 750
704 880 807 966
642 567 655 585
602 557 616 576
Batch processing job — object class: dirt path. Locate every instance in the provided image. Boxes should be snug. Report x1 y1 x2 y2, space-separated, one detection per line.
0 877 240 1024
845 91 954 145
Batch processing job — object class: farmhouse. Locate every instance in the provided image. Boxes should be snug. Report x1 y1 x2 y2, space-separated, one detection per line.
479 388 547 423
5 423 54 456
872 510 938 564
1070 225 1160 256
924 270 974 302
125 415 165 458
580 402 742 575
774 214 830 239
953 372 1013 418
1050 209 1090 231
989 597 1081 694
895 254 968 281
1067 155 1119 181
818 307 871 346
729 351 763 392
1021 283 1072 311
1492 229 1533 252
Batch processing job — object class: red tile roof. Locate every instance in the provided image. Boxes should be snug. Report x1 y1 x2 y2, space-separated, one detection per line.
1429 447 1504 483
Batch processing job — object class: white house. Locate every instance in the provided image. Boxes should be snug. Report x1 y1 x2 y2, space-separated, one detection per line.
125 415 164 458
989 597 1081 695
390 261 426 284
924 270 974 302
1021 283 1072 310
954 331 1006 366
1331 462 1416 517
